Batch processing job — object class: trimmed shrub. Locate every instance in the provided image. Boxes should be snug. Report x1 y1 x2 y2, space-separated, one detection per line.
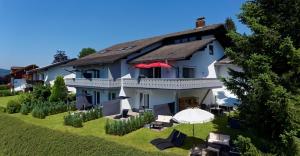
105 112 155 136
234 135 261 156
0 106 6 113
49 76 68 102
64 113 83 128
32 106 47 119
20 104 31 115
6 100 21 114
19 93 33 104
64 108 103 127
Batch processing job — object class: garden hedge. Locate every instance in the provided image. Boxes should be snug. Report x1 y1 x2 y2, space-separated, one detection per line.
0 113 173 156
105 112 155 136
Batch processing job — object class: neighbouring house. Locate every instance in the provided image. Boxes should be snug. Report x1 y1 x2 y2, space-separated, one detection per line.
10 64 39 92
30 59 77 93
66 17 239 113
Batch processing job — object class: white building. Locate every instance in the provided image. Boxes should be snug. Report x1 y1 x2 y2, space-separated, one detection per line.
66 18 239 113
31 59 77 93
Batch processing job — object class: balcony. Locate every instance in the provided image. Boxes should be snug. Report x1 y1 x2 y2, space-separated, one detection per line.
65 78 120 88
123 78 223 89
65 78 223 90
123 78 222 89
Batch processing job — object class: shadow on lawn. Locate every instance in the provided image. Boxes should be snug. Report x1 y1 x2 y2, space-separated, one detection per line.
180 137 206 150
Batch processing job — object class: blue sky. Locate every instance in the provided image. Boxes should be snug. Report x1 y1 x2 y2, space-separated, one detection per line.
0 0 248 69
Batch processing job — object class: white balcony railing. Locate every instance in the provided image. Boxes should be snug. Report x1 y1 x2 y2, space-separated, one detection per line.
65 78 223 89
122 78 223 89
65 78 121 88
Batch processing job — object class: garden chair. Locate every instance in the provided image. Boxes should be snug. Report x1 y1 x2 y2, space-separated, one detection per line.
150 129 187 150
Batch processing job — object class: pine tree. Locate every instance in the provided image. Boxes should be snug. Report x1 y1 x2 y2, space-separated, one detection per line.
224 0 300 154
225 17 236 32
49 76 68 102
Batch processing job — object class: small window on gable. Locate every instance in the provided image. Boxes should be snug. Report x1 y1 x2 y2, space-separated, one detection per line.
182 38 188 43
209 45 214 55
189 37 197 41
182 67 195 78
174 39 181 44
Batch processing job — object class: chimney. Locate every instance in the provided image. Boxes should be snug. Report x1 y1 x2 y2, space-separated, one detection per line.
196 17 205 28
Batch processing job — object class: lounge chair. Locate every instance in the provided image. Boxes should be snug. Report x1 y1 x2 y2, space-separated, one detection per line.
152 104 174 127
207 132 230 146
114 109 129 119
150 129 187 150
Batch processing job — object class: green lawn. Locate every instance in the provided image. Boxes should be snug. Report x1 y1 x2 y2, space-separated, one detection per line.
7 111 248 155
0 113 173 156
0 95 251 155
0 95 20 107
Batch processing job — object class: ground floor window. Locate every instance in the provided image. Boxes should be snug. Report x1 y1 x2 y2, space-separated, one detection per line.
139 93 149 109
108 92 116 100
94 91 100 105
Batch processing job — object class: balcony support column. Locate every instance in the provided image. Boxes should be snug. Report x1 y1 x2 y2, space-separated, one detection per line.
174 91 179 113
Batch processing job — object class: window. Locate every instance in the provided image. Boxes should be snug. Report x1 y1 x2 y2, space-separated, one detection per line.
108 92 116 100
209 45 214 55
83 72 92 78
153 67 161 78
189 36 197 41
94 91 100 105
139 93 149 109
94 70 100 78
182 67 195 78
174 39 181 44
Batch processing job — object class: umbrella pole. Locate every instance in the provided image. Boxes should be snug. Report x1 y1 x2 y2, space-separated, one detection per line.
193 124 194 137
193 124 195 148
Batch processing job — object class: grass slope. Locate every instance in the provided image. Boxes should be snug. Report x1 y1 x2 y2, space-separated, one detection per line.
0 113 174 156
8 112 248 155
0 95 20 107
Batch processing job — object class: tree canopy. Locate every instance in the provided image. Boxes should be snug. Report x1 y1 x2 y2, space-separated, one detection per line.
52 50 69 64
78 48 96 58
225 17 236 32
49 76 68 102
224 0 300 154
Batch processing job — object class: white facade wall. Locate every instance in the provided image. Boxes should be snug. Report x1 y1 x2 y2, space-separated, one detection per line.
38 66 76 93
175 40 224 78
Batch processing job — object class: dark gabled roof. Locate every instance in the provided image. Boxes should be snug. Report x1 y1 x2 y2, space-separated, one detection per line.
67 24 226 67
29 59 77 73
130 38 216 63
11 64 38 75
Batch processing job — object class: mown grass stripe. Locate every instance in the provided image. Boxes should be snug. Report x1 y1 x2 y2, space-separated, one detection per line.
0 113 175 156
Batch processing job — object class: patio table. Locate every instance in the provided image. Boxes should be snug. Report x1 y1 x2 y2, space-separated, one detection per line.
150 121 164 129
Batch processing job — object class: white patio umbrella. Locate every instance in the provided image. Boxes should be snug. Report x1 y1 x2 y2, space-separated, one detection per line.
172 108 214 137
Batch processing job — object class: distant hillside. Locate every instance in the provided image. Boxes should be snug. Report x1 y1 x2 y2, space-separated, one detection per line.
0 68 10 77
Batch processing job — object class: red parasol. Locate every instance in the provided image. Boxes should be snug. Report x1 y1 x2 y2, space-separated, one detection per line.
134 62 171 69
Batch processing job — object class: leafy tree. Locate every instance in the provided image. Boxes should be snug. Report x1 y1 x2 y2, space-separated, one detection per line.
225 17 236 32
49 76 68 102
52 50 68 64
32 84 51 101
224 0 300 154
78 48 96 58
